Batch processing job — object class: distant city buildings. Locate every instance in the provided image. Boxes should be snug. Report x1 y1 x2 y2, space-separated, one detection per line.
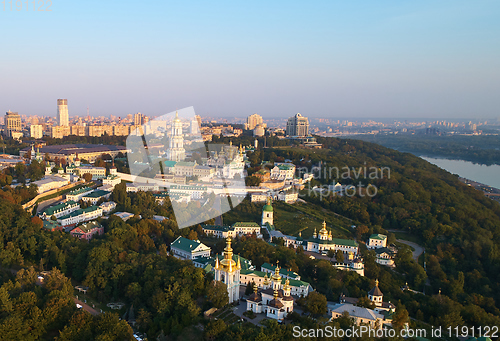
286 113 309 137
30 124 43 139
246 114 263 130
4 111 22 139
57 99 69 127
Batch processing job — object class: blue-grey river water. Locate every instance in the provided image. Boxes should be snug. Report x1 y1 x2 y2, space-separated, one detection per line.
421 157 500 189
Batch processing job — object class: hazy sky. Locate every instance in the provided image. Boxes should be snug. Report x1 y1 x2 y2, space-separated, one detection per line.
1 0 499 119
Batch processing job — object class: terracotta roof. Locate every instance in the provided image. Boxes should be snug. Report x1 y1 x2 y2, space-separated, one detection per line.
247 292 262 302
267 298 284 309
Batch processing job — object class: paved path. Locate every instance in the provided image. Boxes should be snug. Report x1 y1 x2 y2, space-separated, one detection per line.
395 239 424 262
73 297 100 316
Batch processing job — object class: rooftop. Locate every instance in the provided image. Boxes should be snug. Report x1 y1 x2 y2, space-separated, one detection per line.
21 144 128 156
171 236 208 253
42 200 78 216
71 221 102 234
370 234 387 241
83 190 110 198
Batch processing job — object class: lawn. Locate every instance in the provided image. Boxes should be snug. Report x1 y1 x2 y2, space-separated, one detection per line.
393 231 424 246
222 199 355 240
272 201 354 239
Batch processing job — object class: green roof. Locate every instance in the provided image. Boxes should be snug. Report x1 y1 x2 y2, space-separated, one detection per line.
59 206 101 220
264 222 275 231
171 236 205 253
163 161 177 167
263 204 273 212
261 263 300 279
43 220 61 230
203 224 233 232
83 190 110 198
68 187 92 195
233 222 260 228
375 247 394 255
370 234 387 241
43 200 78 216
240 269 310 288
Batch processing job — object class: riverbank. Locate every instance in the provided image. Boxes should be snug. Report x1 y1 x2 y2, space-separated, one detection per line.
459 177 500 202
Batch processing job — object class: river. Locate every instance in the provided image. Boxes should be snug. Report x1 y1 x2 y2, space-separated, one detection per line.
421 157 500 189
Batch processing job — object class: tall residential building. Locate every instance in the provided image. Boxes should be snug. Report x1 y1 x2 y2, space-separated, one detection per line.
30 124 43 139
4 111 21 138
134 112 143 126
51 126 70 139
246 114 263 130
57 99 69 126
286 113 309 137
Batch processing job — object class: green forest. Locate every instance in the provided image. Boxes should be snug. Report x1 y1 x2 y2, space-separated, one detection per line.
1 135 500 340
350 133 500 165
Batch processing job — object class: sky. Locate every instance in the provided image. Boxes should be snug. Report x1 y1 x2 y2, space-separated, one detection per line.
1 0 499 119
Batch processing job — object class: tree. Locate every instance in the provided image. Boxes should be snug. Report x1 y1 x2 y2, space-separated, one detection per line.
245 281 256 295
303 291 327 315
204 319 227 340
82 173 92 182
245 175 261 187
392 306 409 330
327 249 335 259
206 281 228 308
356 296 375 309
335 250 344 263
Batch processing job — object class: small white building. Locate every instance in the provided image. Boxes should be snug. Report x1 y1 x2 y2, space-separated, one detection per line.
40 200 80 219
102 174 121 188
99 201 117 214
126 183 160 192
32 175 70 194
170 236 211 260
81 190 111 205
368 234 387 249
66 187 94 201
57 206 103 228
375 247 395 267
78 166 106 180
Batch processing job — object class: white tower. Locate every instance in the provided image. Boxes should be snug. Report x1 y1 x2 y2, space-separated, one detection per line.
214 237 241 303
261 197 274 226
167 112 186 162
57 99 69 126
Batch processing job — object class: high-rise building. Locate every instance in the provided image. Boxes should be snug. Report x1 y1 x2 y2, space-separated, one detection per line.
246 114 263 130
195 115 202 128
134 112 143 126
4 111 21 138
57 99 69 126
30 124 43 139
286 113 309 137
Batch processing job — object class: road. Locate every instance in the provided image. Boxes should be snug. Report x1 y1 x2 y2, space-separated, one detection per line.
395 239 424 262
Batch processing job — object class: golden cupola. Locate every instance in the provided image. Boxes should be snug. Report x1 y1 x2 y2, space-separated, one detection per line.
220 237 237 272
271 263 282 282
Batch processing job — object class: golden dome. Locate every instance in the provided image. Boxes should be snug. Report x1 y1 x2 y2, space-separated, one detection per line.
220 237 237 272
271 263 282 282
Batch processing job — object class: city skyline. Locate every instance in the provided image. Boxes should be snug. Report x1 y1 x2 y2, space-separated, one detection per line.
1 1 500 118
